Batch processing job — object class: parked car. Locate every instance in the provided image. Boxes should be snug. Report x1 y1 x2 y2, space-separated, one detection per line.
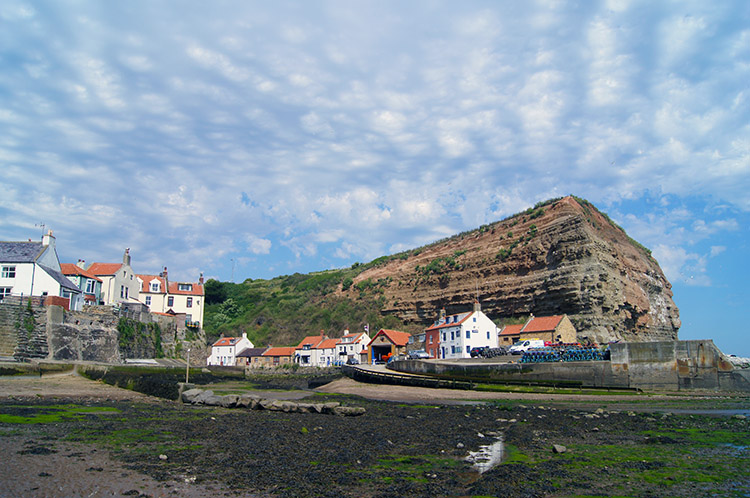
508 339 545 355
407 350 430 359
470 346 489 358
345 357 360 365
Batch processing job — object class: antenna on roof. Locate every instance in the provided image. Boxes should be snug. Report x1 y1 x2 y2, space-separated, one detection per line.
35 222 46 237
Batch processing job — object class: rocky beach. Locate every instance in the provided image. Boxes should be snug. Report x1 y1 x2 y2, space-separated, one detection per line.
1 372 749 497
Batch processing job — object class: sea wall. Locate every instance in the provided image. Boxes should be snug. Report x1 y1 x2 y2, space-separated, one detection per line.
389 340 750 392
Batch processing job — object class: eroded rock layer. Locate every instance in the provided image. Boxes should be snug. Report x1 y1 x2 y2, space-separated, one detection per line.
346 196 680 344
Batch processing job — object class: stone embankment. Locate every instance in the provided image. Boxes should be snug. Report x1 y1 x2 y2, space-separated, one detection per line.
181 388 366 416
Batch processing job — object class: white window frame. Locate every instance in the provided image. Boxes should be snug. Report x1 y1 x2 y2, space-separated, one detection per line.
1 266 16 278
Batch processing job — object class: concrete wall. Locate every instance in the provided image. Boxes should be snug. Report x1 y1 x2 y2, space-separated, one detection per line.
390 340 750 392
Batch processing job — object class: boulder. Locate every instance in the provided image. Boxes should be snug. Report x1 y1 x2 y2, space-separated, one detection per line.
333 406 366 416
181 388 204 404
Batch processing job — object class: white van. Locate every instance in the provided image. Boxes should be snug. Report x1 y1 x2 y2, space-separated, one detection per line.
508 339 545 355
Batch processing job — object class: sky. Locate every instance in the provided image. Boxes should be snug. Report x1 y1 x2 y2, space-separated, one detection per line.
1 1 748 355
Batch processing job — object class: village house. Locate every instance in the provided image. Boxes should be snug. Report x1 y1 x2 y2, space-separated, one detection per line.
207 332 254 366
294 334 327 366
335 330 370 364
365 329 411 364
0 231 82 310
424 301 499 359
136 267 205 328
61 261 102 306
235 346 269 367
257 346 296 367
86 249 140 306
498 315 577 345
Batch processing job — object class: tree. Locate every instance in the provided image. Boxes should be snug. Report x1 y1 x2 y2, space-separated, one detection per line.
204 278 228 305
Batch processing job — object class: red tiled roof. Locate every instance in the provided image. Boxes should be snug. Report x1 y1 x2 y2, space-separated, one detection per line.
85 262 123 276
424 312 472 331
213 336 241 347
263 346 296 357
318 338 339 350
500 324 524 336
167 281 204 296
296 334 326 350
137 274 166 293
369 329 411 347
522 315 564 333
61 264 103 282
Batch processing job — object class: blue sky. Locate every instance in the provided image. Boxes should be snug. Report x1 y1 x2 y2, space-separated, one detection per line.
1 1 748 355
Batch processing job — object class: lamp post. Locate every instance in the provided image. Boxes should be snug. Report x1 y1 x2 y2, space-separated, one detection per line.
186 346 191 384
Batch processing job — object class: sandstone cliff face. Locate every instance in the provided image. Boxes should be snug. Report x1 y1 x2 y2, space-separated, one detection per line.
346 196 680 344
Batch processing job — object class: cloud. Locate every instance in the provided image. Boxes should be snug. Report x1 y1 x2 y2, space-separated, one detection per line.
246 236 272 255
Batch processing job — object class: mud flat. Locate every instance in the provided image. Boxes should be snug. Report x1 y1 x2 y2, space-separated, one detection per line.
1 372 749 497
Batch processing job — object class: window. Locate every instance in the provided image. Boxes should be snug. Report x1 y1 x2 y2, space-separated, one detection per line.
442 332 446 341
0 287 11 300
85 279 95 293
429 336 433 344
473 317 476 322
125 287 129 298
150 282 160 292
451 331 454 340
187 297 193 308
2 266 16 278
466 330 471 339
145 296 151 306
178 283 192 291
120 285 125 298
167 296 174 307
466 345 471 354
487 331 490 339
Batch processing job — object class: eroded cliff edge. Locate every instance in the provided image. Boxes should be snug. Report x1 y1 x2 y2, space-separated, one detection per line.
346 196 680 344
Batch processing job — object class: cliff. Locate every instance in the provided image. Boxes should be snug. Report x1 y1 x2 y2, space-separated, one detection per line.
344 196 680 344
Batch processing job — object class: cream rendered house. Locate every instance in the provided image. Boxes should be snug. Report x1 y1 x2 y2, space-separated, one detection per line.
136 267 205 328
86 249 140 305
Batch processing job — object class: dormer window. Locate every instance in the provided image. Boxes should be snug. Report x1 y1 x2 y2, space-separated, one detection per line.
178 283 192 291
150 281 160 292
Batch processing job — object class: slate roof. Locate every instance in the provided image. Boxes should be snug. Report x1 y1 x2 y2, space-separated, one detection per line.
424 312 472 331
40 265 81 292
0 241 44 263
236 347 269 358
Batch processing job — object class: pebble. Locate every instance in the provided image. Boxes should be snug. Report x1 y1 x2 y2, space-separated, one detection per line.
457 442 465 449
159 454 168 461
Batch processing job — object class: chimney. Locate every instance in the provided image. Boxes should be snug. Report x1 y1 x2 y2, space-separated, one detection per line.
199 272 204 285
439 308 446 322
76 259 85 269
42 229 55 249
473 299 481 313
123 248 131 266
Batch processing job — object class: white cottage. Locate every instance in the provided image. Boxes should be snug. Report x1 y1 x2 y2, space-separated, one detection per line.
207 332 254 366
424 301 499 359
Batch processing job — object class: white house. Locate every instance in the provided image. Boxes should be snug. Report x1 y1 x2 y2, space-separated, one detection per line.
136 268 205 328
0 231 82 310
86 249 140 305
424 301 498 359
294 334 327 366
335 330 370 364
316 338 339 366
207 333 254 366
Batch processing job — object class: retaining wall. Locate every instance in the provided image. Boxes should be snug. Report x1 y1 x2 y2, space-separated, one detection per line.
389 340 750 392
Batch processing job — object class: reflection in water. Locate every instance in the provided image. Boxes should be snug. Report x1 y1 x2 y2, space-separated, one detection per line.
466 437 504 474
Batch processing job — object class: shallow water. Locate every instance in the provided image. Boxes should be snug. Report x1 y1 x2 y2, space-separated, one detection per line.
465 437 505 474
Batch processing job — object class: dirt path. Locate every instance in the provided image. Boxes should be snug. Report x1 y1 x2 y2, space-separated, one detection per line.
0 370 154 401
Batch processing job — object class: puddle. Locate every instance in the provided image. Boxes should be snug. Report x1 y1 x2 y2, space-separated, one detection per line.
465 437 504 474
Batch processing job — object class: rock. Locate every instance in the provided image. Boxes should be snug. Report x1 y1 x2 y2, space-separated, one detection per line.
595 408 606 414
218 395 239 408
236 394 259 408
193 390 215 404
321 402 341 414
333 406 366 416
202 395 226 407
181 388 203 403
552 444 567 454
457 443 464 449
159 454 168 461
731 414 746 420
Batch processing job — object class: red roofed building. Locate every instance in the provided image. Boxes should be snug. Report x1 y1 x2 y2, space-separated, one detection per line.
500 315 577 345
257 346 296 367
207 332 254 366
136 267 205 329
424 301 499 359
61 262 102 305
295 334 327 366
85 249 139 305
335 330 370 364
366 329 411 364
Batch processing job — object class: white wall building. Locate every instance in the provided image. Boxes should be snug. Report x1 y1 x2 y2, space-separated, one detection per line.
0 231 82 309
335 330 370 364
136 268 205 328
425 301 498 359
86 249 140 305
207 333 254 366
